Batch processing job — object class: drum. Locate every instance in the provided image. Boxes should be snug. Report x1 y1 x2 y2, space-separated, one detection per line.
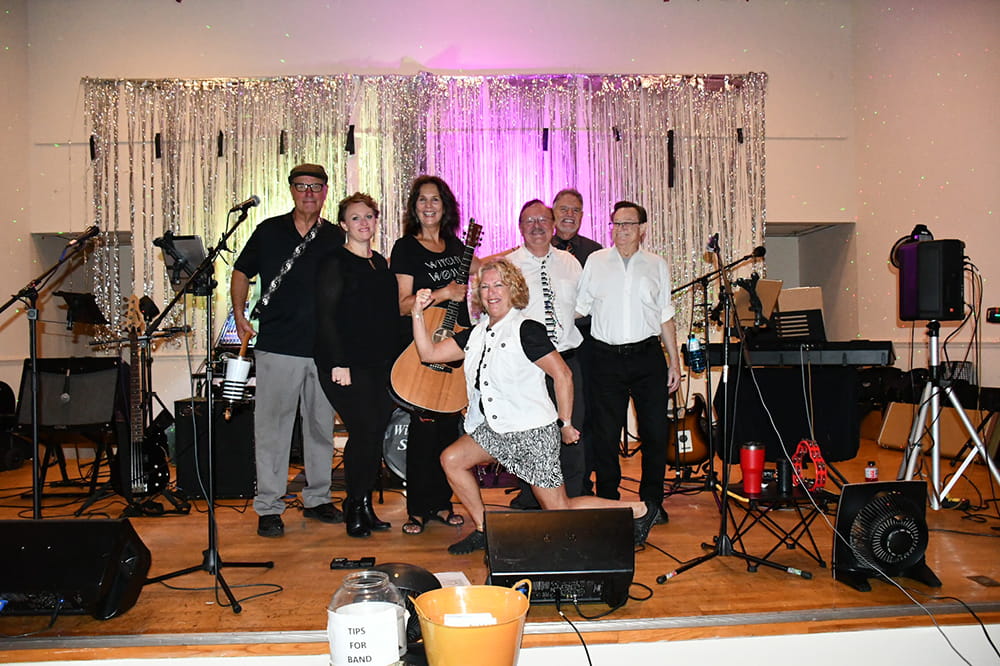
383 408 409 480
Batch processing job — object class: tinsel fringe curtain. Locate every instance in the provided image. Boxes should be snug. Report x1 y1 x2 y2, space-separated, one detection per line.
83 72 767 348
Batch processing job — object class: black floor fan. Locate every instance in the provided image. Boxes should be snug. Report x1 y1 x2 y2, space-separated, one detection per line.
832 480 941 592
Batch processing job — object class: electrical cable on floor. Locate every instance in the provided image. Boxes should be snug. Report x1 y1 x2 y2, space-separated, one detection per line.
741 351 983 666
555 593 592 666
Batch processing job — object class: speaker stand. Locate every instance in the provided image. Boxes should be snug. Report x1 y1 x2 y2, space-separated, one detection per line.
898 321 1000 507
143 211 272 614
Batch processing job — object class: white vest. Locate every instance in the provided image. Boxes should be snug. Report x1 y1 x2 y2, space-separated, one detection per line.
463 309 557 434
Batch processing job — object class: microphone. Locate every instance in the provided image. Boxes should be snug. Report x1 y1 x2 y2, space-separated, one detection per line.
229 195 260 213
752 245 766 258
66 225 101 248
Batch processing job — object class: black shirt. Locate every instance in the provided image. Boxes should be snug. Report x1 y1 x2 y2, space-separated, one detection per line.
551 233 603 267
314 247 403 372
233 211 344 357
390 234 473 329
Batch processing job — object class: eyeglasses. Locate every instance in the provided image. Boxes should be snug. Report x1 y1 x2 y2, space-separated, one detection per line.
522 216 554 227
610 221 644 228
292 182 326 193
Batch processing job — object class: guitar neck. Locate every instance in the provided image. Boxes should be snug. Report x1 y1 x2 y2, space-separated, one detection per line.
436 222 480 333
129 331 144 443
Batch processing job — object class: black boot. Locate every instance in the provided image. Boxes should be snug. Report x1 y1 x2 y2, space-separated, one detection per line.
344 497 371 538
359 494 391 531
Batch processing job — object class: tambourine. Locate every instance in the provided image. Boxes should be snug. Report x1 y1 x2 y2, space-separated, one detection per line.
790 439 827 491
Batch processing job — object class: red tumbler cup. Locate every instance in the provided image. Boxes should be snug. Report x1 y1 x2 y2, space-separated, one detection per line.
740 442 765 495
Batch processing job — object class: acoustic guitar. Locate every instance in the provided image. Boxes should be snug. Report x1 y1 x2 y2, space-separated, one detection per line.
667 393 711 468
110 296 170 502
390 221 482 414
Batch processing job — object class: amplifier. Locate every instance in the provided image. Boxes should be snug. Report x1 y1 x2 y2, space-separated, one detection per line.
174 398 256 499
485 509 634 608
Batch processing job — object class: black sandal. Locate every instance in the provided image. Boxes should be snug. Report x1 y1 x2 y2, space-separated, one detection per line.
425 510 465 527
402 516 425 535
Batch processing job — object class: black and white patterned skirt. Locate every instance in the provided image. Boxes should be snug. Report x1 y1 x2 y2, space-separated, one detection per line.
471 421 563 488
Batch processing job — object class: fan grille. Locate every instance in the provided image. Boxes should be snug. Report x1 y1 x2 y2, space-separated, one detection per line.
849 490 928 573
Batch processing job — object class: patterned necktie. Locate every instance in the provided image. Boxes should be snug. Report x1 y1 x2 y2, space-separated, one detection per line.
540 256 559 343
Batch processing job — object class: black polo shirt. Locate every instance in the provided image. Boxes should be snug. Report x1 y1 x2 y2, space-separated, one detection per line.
233 211 344 357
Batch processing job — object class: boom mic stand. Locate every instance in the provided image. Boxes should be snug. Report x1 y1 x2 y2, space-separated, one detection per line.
657 240 807 583
0 229 99 519
144 211 273 613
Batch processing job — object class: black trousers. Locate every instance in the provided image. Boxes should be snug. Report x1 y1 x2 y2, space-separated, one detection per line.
589 337 670 504
318 363 395 498
405 411 462 517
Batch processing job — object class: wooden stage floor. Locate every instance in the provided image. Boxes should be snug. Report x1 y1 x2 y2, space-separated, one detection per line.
1 436 998 663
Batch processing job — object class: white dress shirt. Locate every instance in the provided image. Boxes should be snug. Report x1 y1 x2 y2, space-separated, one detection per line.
575 247 676 345
506 246 583 352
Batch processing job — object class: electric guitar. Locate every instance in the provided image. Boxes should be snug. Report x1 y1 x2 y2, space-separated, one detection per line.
110 296 170 501
667 393 711 468
390 221 482 414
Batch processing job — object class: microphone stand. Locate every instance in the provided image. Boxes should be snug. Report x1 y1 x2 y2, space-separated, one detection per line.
144 210 273 614
0 237 94 519
658 241 804 583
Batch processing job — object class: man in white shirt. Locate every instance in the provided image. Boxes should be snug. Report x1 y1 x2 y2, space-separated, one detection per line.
504 199 587 505
575 201 681 517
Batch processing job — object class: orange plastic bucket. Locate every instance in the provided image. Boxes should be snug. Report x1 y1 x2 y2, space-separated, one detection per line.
412 580 531 666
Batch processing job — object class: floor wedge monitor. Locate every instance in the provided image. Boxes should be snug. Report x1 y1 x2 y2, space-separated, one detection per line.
0 518 150 620
485 508 634 608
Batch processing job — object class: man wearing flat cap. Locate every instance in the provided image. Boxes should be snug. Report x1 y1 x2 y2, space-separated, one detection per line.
231 163 346 538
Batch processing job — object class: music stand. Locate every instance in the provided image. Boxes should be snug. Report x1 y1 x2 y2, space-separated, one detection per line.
54 291 108 330
160 234 212 296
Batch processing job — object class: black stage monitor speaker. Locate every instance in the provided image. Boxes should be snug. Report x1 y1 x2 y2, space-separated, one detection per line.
485 508 634 607
174 397 255 499
898 239 965 321
0 518 150 620
16 357 123 428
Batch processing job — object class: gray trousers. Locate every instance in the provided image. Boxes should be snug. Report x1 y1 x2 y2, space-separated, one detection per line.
252 351 335 516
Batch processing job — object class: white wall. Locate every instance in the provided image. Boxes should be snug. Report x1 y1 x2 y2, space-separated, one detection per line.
853 1 1000 374
1 0 998 402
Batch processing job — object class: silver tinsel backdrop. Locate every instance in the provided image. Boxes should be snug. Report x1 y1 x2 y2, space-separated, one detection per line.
83 72 767 349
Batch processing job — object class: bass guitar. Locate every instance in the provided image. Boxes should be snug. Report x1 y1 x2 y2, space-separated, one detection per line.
667 393 711 468
390 221 482 414
110 296 170 502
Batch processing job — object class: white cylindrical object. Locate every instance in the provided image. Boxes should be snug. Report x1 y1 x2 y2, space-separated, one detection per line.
222 356 252 402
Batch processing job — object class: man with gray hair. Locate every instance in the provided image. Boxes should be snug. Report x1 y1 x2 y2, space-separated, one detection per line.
231 163 345 538
575 200 680 519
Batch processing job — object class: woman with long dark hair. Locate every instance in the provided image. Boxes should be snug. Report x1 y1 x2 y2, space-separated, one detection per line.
390 175 478 535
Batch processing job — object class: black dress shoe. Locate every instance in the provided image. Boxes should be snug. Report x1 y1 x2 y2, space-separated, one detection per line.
343 497 371 538
633 501 659 545
304 502 344 524
359 495 391 531
257 514 284 538
447 529 486 555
